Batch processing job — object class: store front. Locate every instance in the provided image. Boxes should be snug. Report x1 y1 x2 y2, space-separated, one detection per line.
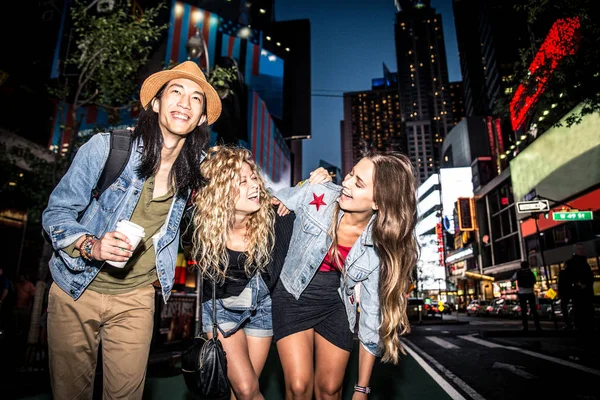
446 245 481 310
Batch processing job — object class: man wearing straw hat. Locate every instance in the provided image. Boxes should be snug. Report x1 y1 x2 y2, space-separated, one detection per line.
42 61 221 399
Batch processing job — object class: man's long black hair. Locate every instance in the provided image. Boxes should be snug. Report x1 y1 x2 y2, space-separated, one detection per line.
132 85 209 198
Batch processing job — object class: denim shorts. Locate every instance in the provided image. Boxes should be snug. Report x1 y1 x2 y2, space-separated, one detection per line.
202 274 273 338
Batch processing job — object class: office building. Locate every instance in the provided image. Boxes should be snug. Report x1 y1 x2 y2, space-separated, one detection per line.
394 0 453 186
340 64 403 176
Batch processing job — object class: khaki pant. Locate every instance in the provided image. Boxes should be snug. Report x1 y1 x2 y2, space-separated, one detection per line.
47 283 155 400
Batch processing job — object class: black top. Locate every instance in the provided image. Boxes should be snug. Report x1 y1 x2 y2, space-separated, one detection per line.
202 210 295 301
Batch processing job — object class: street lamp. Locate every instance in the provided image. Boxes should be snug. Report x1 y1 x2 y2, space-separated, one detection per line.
186 27 210 74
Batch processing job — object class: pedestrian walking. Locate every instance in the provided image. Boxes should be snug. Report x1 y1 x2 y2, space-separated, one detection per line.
511 261 542 331
41 61 222 399
271 152 418 399
557 265 573 329
564 243 594 332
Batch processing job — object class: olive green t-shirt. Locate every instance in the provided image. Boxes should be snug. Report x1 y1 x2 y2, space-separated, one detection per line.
87 176 174 294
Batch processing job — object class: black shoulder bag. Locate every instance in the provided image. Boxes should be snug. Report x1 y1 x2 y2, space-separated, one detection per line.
181 277 230 398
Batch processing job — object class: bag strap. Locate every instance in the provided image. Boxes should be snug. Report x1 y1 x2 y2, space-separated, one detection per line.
212 278 218 339
91 129 133 200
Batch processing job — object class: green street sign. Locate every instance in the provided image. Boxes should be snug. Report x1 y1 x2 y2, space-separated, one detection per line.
552 211 593 221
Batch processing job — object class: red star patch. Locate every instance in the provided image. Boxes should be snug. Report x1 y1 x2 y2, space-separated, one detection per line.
309 193 327 211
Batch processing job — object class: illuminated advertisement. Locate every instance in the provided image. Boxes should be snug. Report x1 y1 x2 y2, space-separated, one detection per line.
416 174 440 237
417 234 447 291
509 17 581 131
164 1 291 189
48 102 138 153
166 2 263 83
159 294 195 344
510 104 600 202
439 168 473 233
248 91 291 190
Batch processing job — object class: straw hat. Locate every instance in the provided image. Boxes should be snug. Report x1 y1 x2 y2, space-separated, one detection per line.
140 61 222 125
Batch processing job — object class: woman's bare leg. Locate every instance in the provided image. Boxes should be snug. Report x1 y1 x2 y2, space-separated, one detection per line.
208 329 264 400
276 329 315 400
314 333 351 400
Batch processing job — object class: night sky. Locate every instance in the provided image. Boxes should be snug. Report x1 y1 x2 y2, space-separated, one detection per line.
275 0 461 177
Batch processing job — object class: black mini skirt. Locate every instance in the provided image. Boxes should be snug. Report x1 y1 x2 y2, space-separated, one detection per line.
271 270 353 352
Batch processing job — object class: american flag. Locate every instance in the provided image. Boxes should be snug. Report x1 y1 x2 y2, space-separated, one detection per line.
165 1 261 81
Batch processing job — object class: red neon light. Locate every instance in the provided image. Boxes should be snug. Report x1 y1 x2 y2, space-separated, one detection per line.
494 117 504 155
509 17 581 131
486 116 496 157
436 222 445 267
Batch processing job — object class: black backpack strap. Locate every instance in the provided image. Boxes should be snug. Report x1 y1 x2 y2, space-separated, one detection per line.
91 129 133 200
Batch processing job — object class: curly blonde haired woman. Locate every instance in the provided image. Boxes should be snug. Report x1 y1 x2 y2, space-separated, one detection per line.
191 145 328 400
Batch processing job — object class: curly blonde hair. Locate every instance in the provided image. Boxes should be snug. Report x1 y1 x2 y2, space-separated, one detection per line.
191 145 275 282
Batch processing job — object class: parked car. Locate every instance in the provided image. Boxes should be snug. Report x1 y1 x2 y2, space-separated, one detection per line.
547 298 573 321
486 298 518 317
475 301 491 316
466 300 490 316
512 297 553 318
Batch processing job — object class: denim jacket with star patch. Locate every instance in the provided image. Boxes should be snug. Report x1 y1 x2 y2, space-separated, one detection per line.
42 132 193 303
274 181 382 357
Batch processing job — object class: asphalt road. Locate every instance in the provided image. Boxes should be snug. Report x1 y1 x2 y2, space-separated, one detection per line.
403 313 600 400
7 313 600 399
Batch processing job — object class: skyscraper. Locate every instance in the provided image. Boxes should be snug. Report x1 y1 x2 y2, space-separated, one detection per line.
394 0 453 186
452 0 531 117
340 64 403 176
448 81 465 127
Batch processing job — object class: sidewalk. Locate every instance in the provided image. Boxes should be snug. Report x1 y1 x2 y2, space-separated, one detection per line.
15 340 456 400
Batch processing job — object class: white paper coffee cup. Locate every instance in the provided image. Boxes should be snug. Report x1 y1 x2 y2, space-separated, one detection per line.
106 220 145 268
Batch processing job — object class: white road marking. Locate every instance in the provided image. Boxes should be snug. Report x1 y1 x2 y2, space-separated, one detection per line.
402 338 486 400
426 336 460 349
442 330 450 334
458 335 503 348
492 362 536 379
504 345 600 377
458 335 600 377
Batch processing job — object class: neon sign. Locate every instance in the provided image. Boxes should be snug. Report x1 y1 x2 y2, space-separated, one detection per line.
436 222 445 268
509 17 581 132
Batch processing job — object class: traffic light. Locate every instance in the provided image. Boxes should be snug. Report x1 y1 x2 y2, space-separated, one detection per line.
457 197 476 231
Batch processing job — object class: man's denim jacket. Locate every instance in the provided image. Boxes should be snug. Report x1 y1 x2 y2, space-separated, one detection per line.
274 181 383 357
42 132 192 303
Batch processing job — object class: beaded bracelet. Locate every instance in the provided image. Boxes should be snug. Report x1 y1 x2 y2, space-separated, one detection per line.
80 234 98 261
354 384 371 395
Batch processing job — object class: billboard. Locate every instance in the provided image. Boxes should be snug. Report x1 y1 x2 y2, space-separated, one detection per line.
417 234 448 291
510 104 600 202
439 168 473 233
248 91 291 190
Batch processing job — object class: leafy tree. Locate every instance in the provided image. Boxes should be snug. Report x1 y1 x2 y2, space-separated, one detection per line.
50 0 168 156
495 0 600 132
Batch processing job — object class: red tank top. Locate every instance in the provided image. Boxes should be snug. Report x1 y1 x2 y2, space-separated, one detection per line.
319 244 352 272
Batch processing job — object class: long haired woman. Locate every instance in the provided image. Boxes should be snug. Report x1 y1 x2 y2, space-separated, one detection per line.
272 152 419 400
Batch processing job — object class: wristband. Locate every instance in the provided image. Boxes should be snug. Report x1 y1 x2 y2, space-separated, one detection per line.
354 384 371 394
80 235 98 261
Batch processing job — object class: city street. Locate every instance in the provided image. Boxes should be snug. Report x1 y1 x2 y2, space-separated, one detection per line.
6 314 599 400
404 314 600 400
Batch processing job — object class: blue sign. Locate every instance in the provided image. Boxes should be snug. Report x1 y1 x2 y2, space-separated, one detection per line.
443 215 453 233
